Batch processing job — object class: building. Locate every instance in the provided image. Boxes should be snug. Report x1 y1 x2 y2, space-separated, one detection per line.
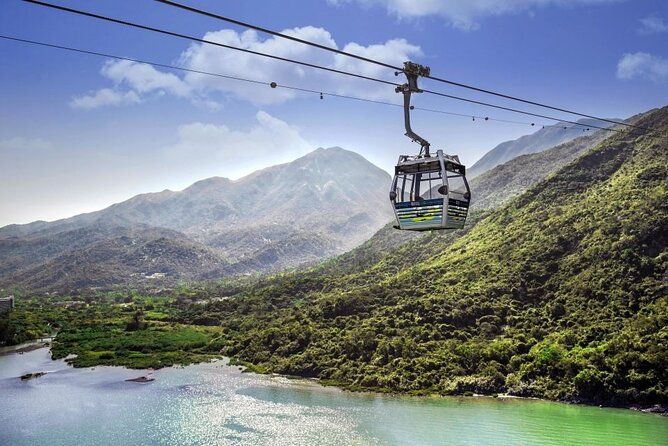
0 295 14 314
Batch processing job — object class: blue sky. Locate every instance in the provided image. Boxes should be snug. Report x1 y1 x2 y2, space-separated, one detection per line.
1 0 667 225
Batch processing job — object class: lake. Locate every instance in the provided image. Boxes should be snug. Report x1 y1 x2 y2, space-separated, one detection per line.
1 348 666 446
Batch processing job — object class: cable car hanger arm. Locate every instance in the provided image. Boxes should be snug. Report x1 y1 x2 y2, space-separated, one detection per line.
398 87 431 156
396 62 431 156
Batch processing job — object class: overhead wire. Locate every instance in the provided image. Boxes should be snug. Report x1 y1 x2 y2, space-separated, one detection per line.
152 0 658 134
20 0 396 88
19 0 642 137
15 0 665 138
0 34 610 133
153 0 402 72
420 87 622 135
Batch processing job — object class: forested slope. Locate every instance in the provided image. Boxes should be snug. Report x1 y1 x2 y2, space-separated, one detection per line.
195 107 668 407
234 116 626 300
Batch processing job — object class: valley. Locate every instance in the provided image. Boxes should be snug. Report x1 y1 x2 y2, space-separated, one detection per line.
3 106 666 411
3 2 667 444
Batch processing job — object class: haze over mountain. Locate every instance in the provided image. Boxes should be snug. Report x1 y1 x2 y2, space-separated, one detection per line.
467 118 619 179
0 114 641 292
0 147 393 291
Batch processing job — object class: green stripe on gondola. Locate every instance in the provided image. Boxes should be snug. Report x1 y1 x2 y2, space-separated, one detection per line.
394 195 470 230
396 207 443 214
398 209 443 215
400 216 441 223
397 210 443 216
401 221 442 227
397 205 443 213
397 205 443 212
398 211 443 218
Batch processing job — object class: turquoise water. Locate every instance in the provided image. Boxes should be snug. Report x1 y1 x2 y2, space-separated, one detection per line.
1 348 666 445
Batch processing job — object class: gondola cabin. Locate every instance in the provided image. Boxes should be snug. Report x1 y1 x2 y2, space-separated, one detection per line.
390 150 470 231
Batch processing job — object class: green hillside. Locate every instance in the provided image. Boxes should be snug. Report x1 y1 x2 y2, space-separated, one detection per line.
193 107 668 406
307 119 619 288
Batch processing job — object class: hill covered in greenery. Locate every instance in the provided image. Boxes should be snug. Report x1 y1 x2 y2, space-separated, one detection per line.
263 119 616 294
4 108 665 410
189 107 667 407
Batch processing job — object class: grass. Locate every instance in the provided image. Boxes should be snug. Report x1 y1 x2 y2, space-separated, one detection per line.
52 323 224 369
2 294 226 369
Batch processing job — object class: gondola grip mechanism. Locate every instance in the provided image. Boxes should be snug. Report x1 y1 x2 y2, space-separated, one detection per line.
396 61 431 156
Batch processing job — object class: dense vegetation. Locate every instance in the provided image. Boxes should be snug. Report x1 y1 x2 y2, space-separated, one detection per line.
2 108 665 409
468 125 610 211
1 293 225 369
184 107 668 406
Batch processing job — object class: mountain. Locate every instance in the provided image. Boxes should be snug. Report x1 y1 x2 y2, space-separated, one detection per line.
467 118 619 179
188 106 668 407
468 122 613 212
0 224 228 291
0 147 393 291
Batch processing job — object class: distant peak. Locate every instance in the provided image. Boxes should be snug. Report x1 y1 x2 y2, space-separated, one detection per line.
310 146 347 154
296 147 376 167
184 176 232 192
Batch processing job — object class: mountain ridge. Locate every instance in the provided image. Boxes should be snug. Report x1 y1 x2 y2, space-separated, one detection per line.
0 147 393 291
468 118 619 179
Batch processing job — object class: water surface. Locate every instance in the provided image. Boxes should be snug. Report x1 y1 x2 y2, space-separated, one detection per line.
1 348 666 445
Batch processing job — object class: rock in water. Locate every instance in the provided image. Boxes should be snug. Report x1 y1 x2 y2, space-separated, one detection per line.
125 375 155 383
20 372 46 381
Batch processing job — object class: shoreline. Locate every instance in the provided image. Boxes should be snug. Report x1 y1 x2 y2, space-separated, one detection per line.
6 345 665 417
3 347 667 446
311 377 668 417
0 338 53 357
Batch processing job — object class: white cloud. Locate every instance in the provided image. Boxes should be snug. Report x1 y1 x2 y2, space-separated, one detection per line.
179 27 421 104
101 59 192 98
70 61 194 110
165 111 313 179
75 26 421 108
328 0 624 30
332 39 420 97
638 14 668 34
178 27 335 105
70 88 141 110
0 137 53 151
616 52 668 82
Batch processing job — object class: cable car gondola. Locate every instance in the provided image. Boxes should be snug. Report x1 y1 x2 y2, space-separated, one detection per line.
390 62 471 231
